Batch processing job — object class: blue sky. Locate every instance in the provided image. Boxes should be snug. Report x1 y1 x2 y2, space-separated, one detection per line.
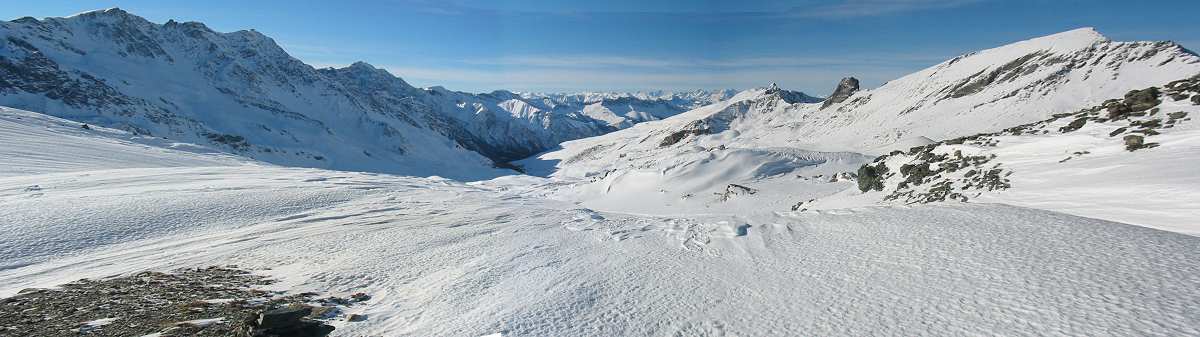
6 0 1199 94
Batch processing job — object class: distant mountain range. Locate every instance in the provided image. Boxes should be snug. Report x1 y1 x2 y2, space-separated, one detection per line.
0 8 759 178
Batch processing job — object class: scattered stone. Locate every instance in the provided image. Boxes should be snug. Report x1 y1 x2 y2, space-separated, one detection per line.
1059 117 1087 132
1108 127 1127 137
0 267 346 337
347 314 367 322
80 123 90 130
717 184 758 202
1124 134 1145 151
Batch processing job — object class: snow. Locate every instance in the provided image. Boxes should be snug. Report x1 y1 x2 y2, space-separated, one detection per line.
521 28 1200 232
0 107 247 177
2 23 1200 336
3 103 1200 336
972 99 1200 234
176 317 224 328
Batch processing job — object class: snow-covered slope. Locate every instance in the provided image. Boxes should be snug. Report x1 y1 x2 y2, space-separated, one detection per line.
0 106 249 177
834 76 1200 234
4 105 1200 336
522 28 1200 222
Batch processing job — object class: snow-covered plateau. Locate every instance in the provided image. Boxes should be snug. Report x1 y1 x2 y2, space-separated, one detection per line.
2 8 1200 337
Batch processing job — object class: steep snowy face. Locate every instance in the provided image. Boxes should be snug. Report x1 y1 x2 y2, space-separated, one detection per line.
0 8 507 179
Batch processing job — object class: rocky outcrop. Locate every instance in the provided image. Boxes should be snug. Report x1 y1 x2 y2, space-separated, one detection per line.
848 75 1199 205
821 77 860 109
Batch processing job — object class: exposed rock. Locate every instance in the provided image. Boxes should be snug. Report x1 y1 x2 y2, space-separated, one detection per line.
856 162 887 192
1123 87 1161 112
1124 134 1145 151
717 183 758 202
821 77 860 109
350 292 371 302
347 314 367 322
659 120 711 147
764 82 823 104
1059 117 1087 132
0 267 343 337
257 306 312 329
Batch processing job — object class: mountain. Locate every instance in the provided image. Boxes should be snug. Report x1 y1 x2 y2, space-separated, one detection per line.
0 8 742 177
520 28 1200 222
515 89 744 129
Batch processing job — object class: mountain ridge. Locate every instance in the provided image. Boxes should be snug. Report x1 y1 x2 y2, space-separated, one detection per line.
0 8 740 176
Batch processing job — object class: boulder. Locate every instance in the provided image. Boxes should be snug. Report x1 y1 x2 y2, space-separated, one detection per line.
1123 135 1145 151
1123 87 1161 112
257 306 312 329
255 305 335 337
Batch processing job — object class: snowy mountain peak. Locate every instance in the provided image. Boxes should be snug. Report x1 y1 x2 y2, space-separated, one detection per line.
1027 27 1109 48
761 83 823 104
70 7 137 19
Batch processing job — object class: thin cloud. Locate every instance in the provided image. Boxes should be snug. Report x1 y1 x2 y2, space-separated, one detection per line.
458 53 950 69
792 0 987 18
373 64 915 93
394 0 991 19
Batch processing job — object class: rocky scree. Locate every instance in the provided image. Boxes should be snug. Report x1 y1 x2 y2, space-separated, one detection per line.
0 267 371 337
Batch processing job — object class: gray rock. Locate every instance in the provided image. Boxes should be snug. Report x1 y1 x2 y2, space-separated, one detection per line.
1123 135 1145 151
821 77 860 109
258 305 313 329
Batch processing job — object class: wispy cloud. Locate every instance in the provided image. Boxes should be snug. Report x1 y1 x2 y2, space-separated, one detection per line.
306 50 956 93
368 62 918 93
459 53 950 69
394 0 990 19
792 0 987 18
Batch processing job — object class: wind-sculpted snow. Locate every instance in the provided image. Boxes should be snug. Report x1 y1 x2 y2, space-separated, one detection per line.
4 164 1200 335
0 107 247 177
